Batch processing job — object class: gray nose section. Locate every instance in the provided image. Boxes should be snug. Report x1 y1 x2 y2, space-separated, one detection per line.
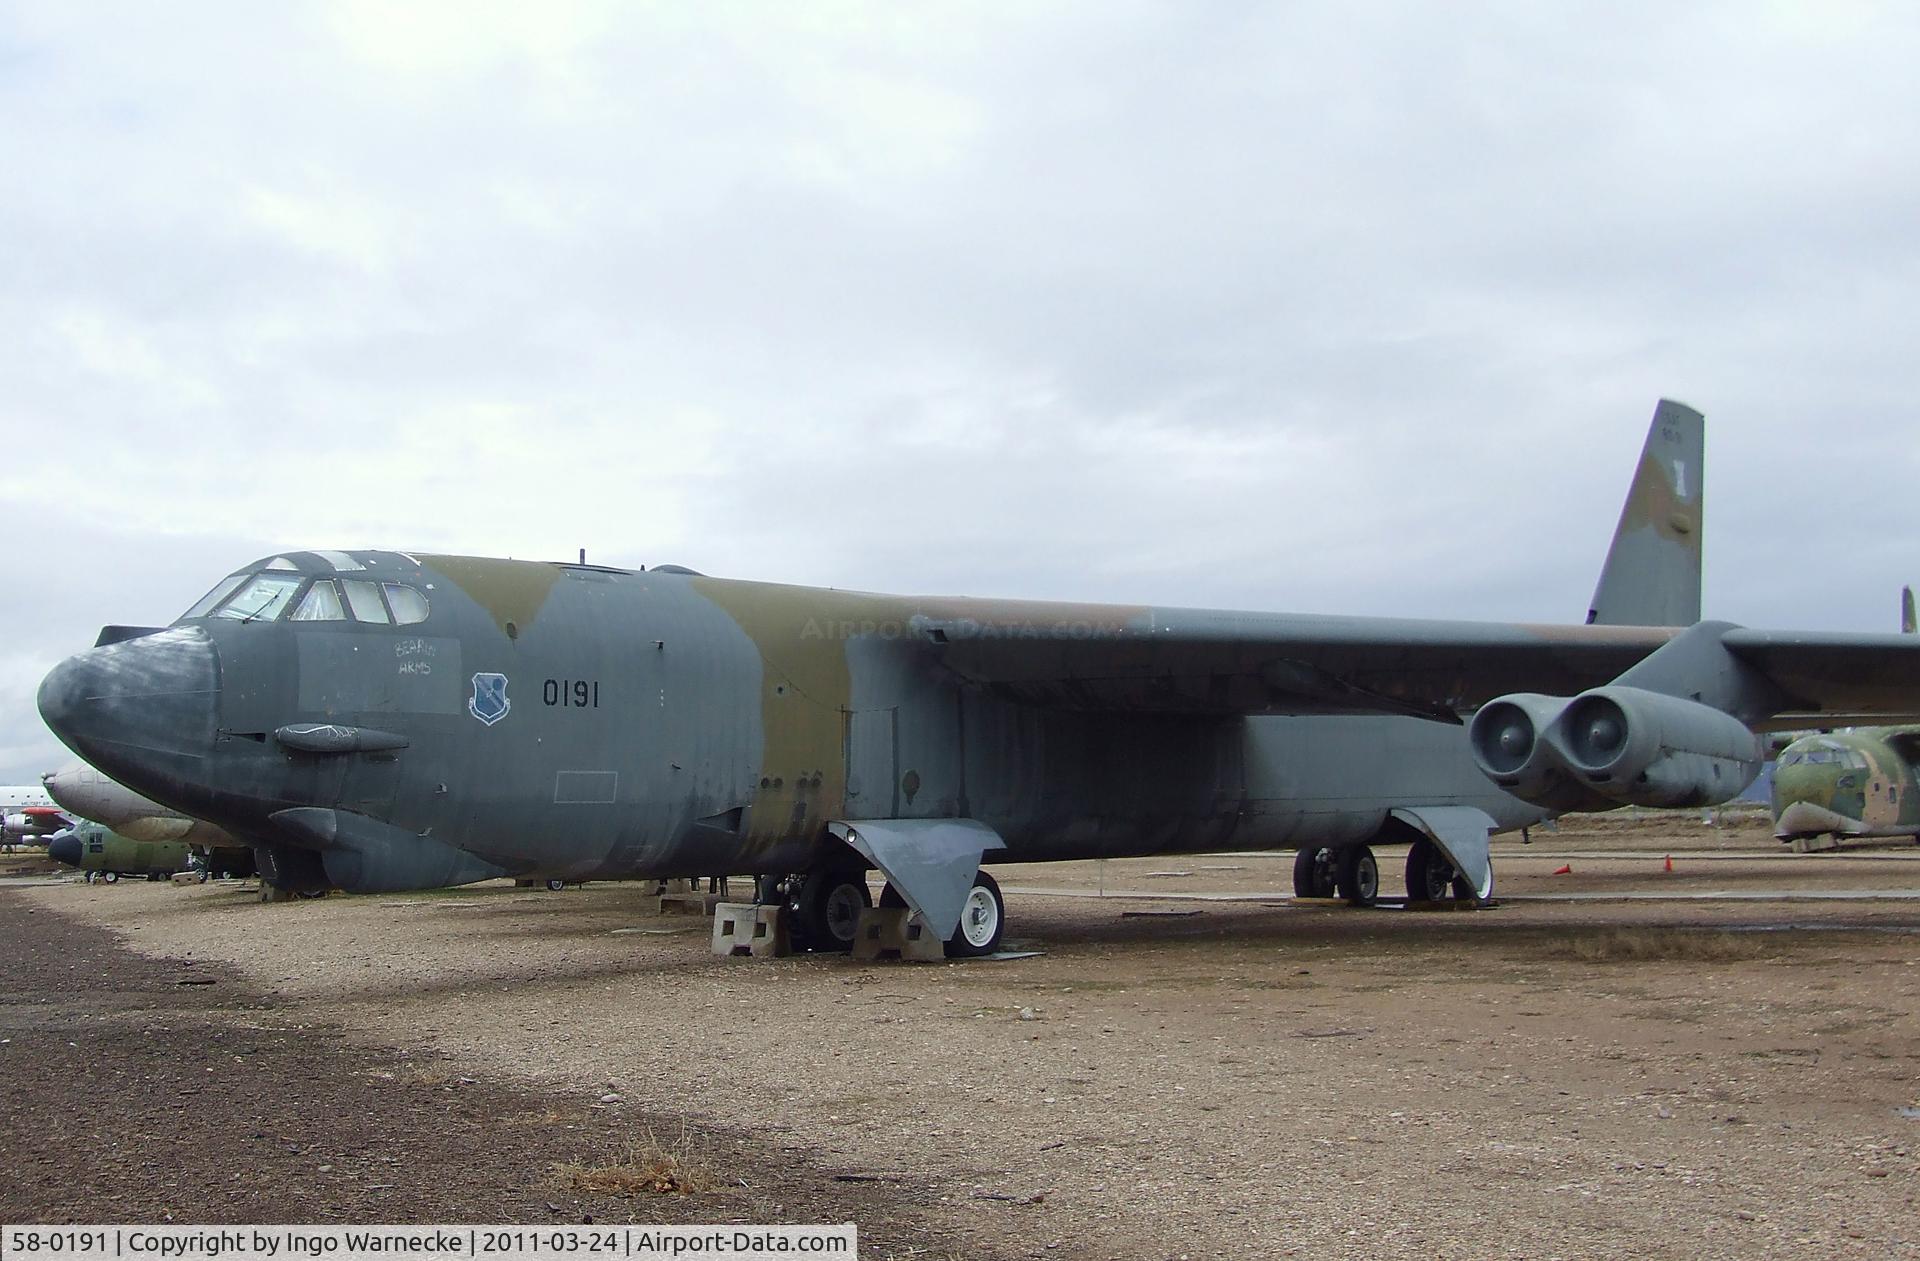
37 627 219 791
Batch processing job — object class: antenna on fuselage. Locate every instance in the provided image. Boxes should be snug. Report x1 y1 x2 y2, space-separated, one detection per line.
1903 585 1915 635
580 548 586 565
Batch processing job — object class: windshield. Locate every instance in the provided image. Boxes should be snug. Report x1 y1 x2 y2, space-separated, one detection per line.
289 579 346 621
213 573 304 621
182 574 246 620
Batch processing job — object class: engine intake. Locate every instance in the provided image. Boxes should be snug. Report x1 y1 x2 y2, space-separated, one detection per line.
1470 686 1762 810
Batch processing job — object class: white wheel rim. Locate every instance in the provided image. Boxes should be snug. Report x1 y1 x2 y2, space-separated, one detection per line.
959 886 1000 948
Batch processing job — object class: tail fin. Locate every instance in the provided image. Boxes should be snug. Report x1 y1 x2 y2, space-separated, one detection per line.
1586 399 1704 627
1903 585 1915 635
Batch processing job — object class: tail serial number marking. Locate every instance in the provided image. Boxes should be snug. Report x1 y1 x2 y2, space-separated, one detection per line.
543 679 600 708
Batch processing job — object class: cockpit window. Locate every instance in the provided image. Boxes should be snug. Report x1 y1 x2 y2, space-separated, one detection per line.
213 573 304 621
289 579 346 621
342 580 390 624
182 574 247 620
383 583 429 624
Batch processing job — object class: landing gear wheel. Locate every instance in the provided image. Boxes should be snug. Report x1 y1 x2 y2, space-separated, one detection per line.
945 871 1005 958
1338 846 1380 907
1291 845 1339 899
1405 838 1475 902
545 878 566 892
793 866 872 953
102 871 119 884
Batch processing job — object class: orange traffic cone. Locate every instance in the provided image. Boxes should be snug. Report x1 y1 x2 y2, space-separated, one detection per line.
1553 864 1572 875
1663 854 1674 873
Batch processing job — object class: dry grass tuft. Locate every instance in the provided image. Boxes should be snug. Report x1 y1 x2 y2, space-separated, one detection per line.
552 1124 719 1196
1554 928 1773 965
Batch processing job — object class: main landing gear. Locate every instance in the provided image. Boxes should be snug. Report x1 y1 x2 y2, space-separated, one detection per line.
1293 838 1482 906
763 862 872 954
773 860 1008 958
1292 844 1378 906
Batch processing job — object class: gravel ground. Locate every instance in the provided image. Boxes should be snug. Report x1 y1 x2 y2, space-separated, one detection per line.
0 880 960 1251
8 814 1920 1259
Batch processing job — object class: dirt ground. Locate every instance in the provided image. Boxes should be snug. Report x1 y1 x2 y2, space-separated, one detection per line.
5 811 1920 1260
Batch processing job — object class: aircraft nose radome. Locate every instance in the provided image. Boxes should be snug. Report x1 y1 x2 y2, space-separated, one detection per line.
42 764 98 819
47 834 81 868
36 627 219 790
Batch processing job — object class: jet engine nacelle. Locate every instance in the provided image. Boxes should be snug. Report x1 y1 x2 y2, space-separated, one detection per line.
1470 686 1763 810
1464 693 1618 813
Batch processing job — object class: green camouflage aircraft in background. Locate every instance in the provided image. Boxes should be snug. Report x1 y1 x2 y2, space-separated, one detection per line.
1771 587 1920 848
37 402 1920 955
48 821 194 882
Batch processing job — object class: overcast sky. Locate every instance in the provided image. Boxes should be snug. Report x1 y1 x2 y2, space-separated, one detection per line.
4 2 1918 782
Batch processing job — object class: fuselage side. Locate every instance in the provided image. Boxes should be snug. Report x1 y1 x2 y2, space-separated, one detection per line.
43 550 1552 886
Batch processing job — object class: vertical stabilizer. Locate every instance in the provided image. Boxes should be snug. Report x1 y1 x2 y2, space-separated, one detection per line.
1903 586 1915 635
1586 399 1704 627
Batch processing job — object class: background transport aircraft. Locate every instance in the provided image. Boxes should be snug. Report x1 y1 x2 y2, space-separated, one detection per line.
43 761 254 875
1770 587 1920 849
36 402 1920 956
48 821 195 882
1770 727 1920 847
2 785 71 846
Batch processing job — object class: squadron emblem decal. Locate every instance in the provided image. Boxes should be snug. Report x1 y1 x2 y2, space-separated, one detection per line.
468 672 512 726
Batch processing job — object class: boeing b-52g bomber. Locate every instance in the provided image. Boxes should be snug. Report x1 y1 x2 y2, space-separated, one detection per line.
37 402 1920 955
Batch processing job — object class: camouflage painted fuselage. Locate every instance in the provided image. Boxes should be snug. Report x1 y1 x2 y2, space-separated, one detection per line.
1771 727 1920 841
40 551 1591 888
49 822 193 877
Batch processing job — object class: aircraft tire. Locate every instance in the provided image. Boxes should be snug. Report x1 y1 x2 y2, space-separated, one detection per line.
1405 839 1449 900
102 871 119 884
1405 839 1478 902
1338 846 1379 907
545 878 566 892
1292 846 1339 899
793 865 871 953
945 871 1005 958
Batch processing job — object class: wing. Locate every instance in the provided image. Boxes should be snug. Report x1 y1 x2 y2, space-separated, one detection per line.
914 605 1674 720
912 604 1920 725
1724 630 1920 726
12 806 74 835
